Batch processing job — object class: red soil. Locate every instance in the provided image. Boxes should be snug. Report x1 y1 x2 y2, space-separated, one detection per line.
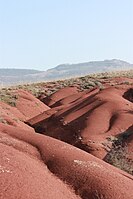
0 101 34 132
0 101 26 121
28 86 133 159
42 86 79 107
101 77 133 87
0 79 133 198
14 89 50 120
0 126 133 199
0 131 80 199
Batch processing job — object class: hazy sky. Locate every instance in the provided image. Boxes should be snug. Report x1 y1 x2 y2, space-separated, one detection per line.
0 0 133 70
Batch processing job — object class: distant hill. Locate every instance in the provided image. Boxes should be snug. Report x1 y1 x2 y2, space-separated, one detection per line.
0 68 42 76
0 59 132 86
45 59 133 79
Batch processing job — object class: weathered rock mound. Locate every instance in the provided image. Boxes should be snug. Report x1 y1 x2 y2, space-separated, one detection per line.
0 78 133 198
28 85 133 159
0 125 133 199
42 86 79 107
15 89 50 120
0 101 34 132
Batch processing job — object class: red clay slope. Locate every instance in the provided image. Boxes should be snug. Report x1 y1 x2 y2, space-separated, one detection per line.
42 86 79 107
12 89 50 120
0 125 133 199
0 101 34 132
28 86 133 159
0 101 26 121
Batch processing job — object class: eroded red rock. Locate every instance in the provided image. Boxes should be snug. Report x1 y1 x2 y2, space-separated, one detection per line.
0 101 26 121
0 127 133 199
14 89 50 120
0 101 34 132
42 86 79 107
0 79 133 198
0 130 80 199
28 86 133 159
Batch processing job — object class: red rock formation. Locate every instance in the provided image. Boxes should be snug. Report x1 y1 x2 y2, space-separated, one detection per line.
42 86 79 107
0 101 34 132
14 89 50 120
0 101 26 121
0 130 80 199
0 79 133 198
0 126 133 199
28 86 133 159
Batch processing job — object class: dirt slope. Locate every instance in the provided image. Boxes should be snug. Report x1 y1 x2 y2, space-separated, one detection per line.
0 125 133 199
28 85 133 159
0 76 133 198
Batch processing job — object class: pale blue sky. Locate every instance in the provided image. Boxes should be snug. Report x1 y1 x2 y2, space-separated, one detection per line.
0 0 133 70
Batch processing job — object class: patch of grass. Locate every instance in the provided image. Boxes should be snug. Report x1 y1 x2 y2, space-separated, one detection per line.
0 90 18 107
0 69 132 102
104 140 133 175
